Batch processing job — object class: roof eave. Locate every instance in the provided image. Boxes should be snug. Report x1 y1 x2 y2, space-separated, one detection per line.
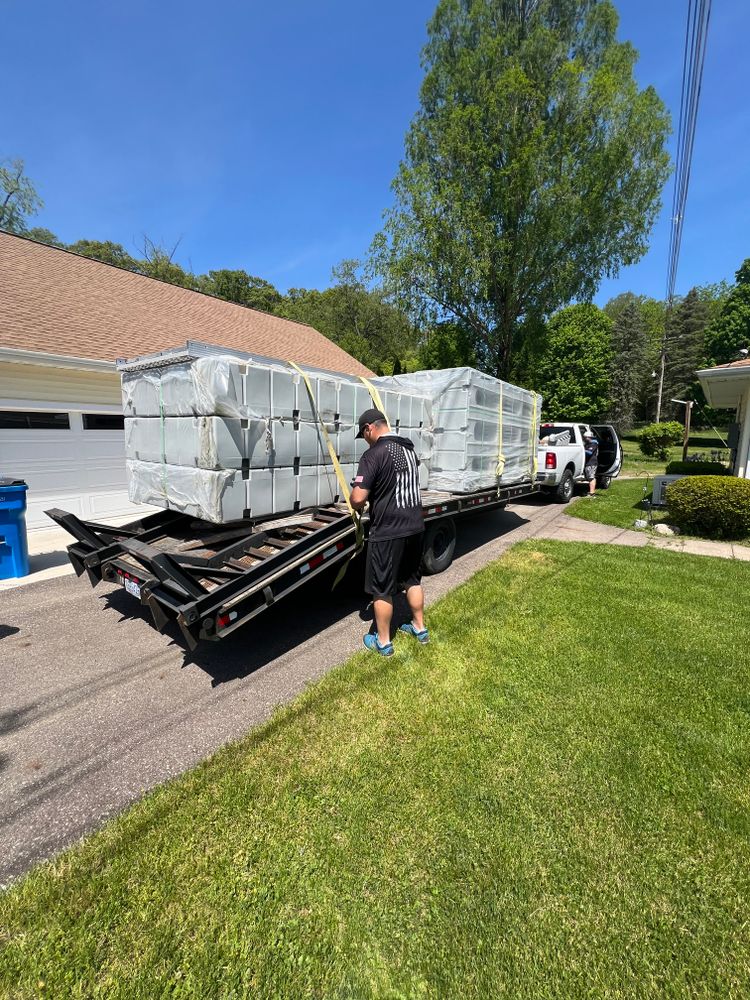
0 346 116 373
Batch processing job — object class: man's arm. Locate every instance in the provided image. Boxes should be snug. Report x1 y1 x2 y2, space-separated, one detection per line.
350 486 369 512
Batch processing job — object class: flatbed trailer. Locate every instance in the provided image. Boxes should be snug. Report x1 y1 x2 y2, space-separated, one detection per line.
46 480 538 649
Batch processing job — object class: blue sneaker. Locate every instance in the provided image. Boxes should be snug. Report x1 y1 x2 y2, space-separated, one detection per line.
363 633 394 657
399 623 430 644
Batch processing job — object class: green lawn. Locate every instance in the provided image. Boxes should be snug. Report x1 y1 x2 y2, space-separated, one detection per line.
3 542 750 998
567 478 668 530
619 429 729 477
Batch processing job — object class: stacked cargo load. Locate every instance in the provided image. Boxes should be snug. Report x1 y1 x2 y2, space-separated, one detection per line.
118 342 432 524
378 368 542 493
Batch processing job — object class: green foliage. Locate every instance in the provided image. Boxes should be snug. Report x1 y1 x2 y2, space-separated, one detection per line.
137 237 196 288
199 269 283 312
704 258 750 366
638 421 683 459
661 287 709 417
278 260 419 375
665 460 732 476
419 321 477 370
606 297 650 429
25 226 63 246
666 476 750 539
532 303 612 421
0 158 42 233
67 239 140 270
373 0 671 377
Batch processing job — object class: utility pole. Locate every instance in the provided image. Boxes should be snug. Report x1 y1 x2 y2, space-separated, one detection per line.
655 337 667 423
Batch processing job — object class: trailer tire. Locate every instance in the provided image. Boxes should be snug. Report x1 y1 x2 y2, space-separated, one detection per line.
554 470 575 504
421 518 457 575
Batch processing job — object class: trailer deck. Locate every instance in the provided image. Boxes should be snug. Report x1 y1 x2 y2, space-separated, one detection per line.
47 481 537 648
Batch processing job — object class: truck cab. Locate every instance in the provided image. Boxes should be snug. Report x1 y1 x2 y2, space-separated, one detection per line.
537 422 623 503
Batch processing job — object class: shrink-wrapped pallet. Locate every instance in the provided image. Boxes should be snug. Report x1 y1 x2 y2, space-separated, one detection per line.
118 343 432 523
378 368 541 492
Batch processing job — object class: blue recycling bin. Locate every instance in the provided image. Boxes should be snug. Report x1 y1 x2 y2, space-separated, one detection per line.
0 477 30 580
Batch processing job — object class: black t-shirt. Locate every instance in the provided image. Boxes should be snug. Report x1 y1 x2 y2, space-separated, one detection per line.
585 440 599 467
354 434 424 541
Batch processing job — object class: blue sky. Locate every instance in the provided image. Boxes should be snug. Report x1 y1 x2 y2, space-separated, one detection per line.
3 0 747 304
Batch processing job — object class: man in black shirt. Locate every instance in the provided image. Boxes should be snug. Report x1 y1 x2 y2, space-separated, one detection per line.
350 408 428 656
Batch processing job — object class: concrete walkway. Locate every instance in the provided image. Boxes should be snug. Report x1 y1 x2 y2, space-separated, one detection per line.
537 509 750 561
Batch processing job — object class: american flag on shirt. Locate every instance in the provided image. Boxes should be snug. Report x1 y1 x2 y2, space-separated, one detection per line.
387 441 420 508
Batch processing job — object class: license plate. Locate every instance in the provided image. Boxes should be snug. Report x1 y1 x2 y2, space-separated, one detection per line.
123 578 141 599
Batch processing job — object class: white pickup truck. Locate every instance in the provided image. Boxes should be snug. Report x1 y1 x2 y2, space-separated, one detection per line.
537 422 623 503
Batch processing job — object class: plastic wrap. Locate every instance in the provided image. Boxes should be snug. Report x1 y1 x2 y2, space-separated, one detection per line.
120 346 431 523
377 368 542 492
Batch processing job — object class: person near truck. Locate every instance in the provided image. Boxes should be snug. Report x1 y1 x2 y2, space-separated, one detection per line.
349 408 429 657
583 429 599 496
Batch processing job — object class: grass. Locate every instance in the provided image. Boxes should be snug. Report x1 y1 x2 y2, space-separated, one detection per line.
3 542 750 998
567 478 668 530
619 428 730 477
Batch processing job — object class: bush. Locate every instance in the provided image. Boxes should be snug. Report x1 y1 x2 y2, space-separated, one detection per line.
666 476 750 539
639 422 684 460
665 461 732 476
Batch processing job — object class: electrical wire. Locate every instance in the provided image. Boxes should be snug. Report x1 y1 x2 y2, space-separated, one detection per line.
665 0 712 307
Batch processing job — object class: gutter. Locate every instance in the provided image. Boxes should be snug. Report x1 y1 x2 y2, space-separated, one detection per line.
0 347 116 373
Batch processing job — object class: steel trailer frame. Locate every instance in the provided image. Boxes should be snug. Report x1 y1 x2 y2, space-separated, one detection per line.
47 480 537 649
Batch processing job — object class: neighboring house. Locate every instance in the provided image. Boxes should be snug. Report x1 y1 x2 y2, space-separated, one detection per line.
696 358 750 477
0 232 372 533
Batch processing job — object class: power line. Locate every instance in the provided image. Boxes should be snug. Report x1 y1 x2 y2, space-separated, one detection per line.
656 0 712 422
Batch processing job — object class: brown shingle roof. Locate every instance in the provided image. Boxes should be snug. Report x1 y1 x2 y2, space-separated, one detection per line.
711 358 750 369
0 232 373 376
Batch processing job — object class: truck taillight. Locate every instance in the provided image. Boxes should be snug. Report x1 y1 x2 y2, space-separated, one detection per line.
545 452 557 469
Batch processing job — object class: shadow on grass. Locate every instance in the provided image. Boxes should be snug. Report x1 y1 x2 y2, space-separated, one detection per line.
97 506 532 686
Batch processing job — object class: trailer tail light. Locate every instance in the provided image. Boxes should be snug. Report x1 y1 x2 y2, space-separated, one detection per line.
216 611 238 630
545 452 557 470
299 541 345 576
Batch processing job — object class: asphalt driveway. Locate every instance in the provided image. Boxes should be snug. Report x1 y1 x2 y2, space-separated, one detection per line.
0 497 564 887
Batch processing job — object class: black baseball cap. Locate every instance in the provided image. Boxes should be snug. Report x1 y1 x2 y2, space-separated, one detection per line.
356 408 387 438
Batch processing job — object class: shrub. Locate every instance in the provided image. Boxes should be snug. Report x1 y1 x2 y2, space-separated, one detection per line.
666 476 750 539
665 461 732 476
639 421 684 460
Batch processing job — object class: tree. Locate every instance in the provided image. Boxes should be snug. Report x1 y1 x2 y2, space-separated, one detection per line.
278 261 419 375
661 287 708 414
372 0 670 379
607 296 649 429
24 227 64 247
704 258 750 366
531 303 612 420
67 239 140 270
0 159 43 234
199 269 283 313
137 237 196 288
419 321 477 369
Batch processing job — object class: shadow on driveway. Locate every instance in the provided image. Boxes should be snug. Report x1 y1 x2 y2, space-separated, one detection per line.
96 505 532 686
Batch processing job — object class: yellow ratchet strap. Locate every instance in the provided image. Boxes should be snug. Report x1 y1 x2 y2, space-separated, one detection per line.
496 381 506 480
529 394 539 480
359 375 391 429
288 362 364 586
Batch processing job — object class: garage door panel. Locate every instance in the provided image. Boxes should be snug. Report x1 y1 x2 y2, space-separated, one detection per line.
0 416 149 531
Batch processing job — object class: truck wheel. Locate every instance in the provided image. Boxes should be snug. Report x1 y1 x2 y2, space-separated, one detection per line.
554 471 575 504
421 518 457 575
596 475 611 490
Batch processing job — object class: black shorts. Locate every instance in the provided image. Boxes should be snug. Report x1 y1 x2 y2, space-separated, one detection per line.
365 533 424 599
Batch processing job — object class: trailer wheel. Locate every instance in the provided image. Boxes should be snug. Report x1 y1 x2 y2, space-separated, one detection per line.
422 518 457 575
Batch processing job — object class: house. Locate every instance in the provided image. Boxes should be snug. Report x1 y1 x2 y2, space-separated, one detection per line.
696 358 750 477
0 232 372 533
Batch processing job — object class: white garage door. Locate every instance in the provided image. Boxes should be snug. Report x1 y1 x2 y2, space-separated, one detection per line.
0 408 150 531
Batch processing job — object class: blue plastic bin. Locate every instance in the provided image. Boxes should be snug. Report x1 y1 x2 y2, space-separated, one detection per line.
0 477 30 580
